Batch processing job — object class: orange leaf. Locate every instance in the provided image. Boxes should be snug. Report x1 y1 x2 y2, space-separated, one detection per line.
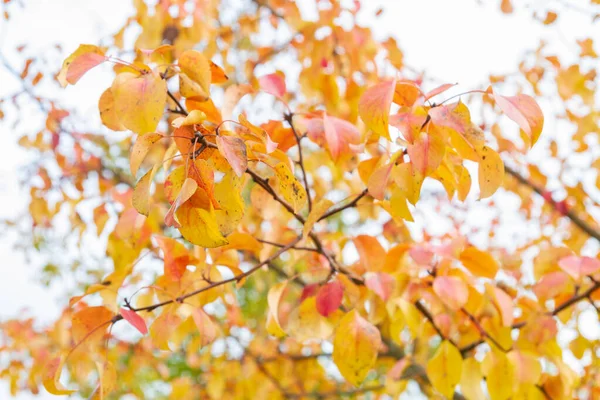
359 78 396 140
354 235 386 272
120 308 148 335
216 135 247 177
58 44 106 87
494 93 544 147
459 246 500 279
393 80 420 107
71 306 114 347
209 61 228 84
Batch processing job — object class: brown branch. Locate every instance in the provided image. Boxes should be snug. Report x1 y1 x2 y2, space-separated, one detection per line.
287 385 385 399
460 280 600 355
318 189 369 221
414 300 457 347
166 90 188 116
505 164 600 243
257 238 320 253
284 112 312 211
120 236 302 315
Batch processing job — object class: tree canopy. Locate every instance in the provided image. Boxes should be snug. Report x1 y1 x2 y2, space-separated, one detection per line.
1 0 599 399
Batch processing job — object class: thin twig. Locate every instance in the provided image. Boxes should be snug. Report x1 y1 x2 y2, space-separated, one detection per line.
318 189 369 221
505 164 600 243
284 112 312 211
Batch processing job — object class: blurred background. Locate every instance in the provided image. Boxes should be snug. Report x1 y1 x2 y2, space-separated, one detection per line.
0 0 598 398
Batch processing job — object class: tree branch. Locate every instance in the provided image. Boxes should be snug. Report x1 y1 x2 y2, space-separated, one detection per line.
505 164 600 243
284 112 312 211
318 189 369 222
120 236 302 315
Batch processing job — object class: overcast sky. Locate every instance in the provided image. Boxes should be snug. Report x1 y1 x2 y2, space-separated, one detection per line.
0 0 597 398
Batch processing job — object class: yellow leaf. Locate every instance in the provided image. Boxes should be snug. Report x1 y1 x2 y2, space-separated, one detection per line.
42 354 76 395
112 71 167 134
176 203 228 248
332 309 382 386
267 280 288 333
302 198 333 240
98 88 126 131
287 297 335 341
426 340 463 398
178 50 211 101
460 246 500 279
359 78 396 140
214 171 244 236
89 361 117 400
165 177 198 228
391 162 424 205
389 186 413 222
130 133 162 177
132 165 159 216
477 145 504 199
274 163 307 212
460 358 485 400
483 351 515 400
171 110 207 128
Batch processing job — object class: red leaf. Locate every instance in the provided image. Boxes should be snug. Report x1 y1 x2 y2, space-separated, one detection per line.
300 283 319 302
259 72 286 98
494 93 544 147
316 281 344 317
216 135 248 177
120 308 148 335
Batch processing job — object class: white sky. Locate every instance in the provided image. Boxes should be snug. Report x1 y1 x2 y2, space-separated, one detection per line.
0 0 597 398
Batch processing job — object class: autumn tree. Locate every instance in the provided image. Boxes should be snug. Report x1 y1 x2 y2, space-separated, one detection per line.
1 0 599 398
